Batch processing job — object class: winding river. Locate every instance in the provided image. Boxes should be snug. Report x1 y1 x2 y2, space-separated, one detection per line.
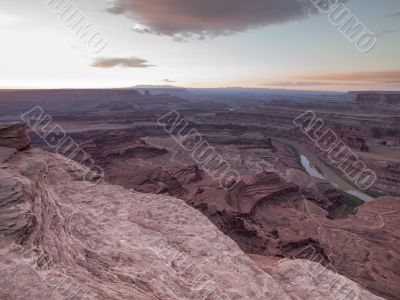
275 138 374 202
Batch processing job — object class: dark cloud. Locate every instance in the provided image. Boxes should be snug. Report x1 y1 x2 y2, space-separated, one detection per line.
90 57 153 68
106 0 324 38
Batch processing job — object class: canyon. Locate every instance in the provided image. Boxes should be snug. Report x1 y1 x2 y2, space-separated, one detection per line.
1 89 399 299
0 123 387 300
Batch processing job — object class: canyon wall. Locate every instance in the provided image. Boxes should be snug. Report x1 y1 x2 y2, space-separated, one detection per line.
0 125 387 299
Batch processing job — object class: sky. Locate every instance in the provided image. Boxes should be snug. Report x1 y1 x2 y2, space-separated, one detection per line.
0 0 399 91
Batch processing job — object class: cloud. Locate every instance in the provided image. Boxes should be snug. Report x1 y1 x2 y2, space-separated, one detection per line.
259 81 335 87
297 70 400 84
161 79 176 83
90 57 153 68
376 26 400 37
377 12 400 37
106 0 325 39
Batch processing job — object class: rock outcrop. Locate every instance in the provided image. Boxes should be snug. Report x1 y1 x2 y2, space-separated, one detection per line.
0 122 31 150
270 259 384 300
1 148 287 300
351 91 400 105
48 129 399 299
338 132 369 152
0 124 384 300
0 146 17 163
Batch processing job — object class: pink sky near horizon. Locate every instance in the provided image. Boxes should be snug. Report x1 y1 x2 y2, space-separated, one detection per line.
0 0 399 92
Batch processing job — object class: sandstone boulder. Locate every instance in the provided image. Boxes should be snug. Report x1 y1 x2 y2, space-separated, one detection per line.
0 122 31 150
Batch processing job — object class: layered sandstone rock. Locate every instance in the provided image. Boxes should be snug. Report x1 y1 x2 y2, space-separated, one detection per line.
0 122 31 150
0 148 288 300
351 91 400 105
339 133 369 152
53 129 399 299
270 259 384 300
0 146 17 163
0 125 384 300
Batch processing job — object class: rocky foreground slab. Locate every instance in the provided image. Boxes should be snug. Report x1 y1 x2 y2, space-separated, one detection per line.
0 124 383 300
0 122 31 150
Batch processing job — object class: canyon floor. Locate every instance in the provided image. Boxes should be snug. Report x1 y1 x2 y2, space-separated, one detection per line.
1 89 399 299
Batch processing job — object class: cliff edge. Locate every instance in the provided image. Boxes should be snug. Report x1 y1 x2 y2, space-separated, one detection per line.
0 123 383 300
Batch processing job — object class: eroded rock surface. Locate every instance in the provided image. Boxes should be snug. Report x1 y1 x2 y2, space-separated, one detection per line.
0 122 31 150
56 131 400 299
0 148 289 300
0 144 383 299
270 259 383 300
